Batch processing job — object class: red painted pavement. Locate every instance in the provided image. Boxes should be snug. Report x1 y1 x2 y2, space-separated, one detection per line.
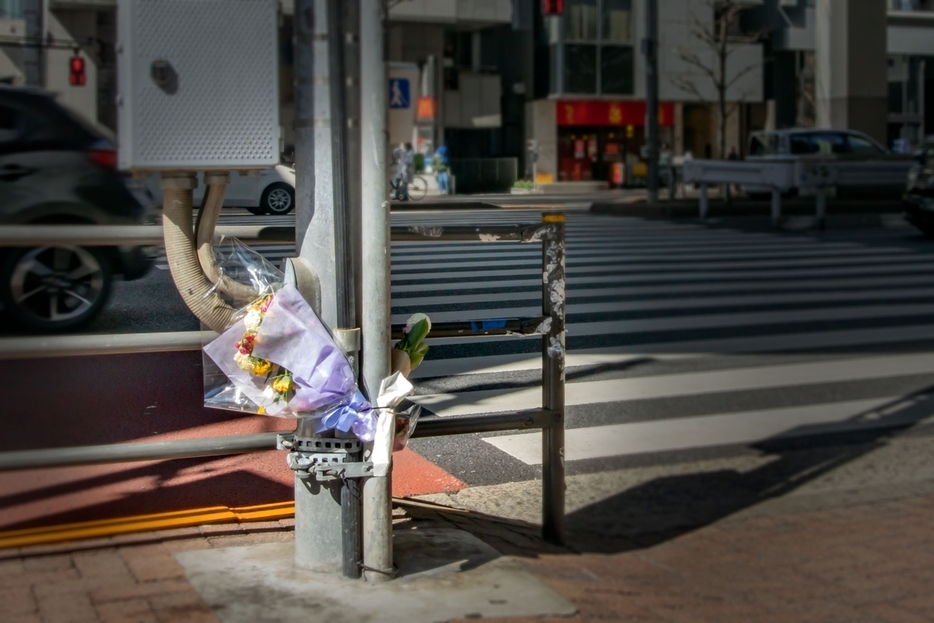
0 350 465 532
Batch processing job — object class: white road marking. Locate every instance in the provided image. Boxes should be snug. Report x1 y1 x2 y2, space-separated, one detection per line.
413 353 934 416
482 395 934 464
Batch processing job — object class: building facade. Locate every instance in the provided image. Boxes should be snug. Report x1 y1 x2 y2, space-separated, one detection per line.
2 0 930 179
525 0 764 185
748 0 934 152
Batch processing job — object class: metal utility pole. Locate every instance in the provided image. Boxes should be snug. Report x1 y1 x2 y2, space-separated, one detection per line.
291 0 363 578
24 0 41 86
328 0 364 580
644 0 659 203
359 0 393 583
292 0 380 582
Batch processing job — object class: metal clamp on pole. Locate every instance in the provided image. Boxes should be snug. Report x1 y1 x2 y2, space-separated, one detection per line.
279 434 372 481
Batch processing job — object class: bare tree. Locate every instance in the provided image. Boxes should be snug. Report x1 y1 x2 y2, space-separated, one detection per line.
671 0 765 159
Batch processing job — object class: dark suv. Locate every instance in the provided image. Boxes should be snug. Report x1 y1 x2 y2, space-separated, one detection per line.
904 137 934 236
0 86 154 331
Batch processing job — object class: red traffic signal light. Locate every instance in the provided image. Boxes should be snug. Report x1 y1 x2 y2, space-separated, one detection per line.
69 55 86 86
543 0 563 14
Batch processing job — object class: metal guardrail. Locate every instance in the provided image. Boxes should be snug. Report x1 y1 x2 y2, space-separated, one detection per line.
0 215 568 544
0 224 295 246
682 158 914 225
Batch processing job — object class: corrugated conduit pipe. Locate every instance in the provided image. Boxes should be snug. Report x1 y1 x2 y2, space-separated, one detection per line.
194 174 261 304
160 173 237 333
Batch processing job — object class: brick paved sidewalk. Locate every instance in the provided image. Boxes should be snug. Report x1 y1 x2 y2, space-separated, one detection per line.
3 493 934 623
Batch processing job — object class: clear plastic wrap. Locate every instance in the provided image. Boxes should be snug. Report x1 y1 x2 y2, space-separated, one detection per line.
393 401 421 452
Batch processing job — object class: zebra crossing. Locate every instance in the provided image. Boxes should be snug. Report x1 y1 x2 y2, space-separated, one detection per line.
162 207 934 485
389 209 934 485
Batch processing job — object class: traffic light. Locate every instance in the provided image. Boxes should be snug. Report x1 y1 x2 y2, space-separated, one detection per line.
543 0 563 15
69 55 86 86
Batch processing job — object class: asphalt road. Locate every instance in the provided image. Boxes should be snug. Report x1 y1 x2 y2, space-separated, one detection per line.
5 204 934 531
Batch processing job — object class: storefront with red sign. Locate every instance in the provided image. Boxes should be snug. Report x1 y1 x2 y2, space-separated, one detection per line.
556 100 675 187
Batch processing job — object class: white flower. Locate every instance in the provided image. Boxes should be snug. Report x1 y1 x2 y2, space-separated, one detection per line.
244 309 263 333
234 351 253 372
405 312 430 331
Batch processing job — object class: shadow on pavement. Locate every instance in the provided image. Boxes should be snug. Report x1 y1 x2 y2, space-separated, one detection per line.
0 456 292 531
414 386 934 560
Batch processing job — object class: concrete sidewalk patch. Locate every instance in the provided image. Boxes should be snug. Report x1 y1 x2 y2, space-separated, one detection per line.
175 527 576 623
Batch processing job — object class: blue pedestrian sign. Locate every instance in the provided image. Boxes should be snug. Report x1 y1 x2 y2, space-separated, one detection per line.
389 78 410 109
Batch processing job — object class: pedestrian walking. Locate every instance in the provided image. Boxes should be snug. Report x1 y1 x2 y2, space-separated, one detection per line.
727 146 739 197
432 145 451 195
400 142 415 201
659 142 674 199
391 143 408 200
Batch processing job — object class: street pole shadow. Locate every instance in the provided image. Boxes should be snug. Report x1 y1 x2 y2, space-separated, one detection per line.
561 386 934 554
411 387 934 559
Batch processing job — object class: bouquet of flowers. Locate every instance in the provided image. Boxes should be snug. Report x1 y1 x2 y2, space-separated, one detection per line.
202 238 425 447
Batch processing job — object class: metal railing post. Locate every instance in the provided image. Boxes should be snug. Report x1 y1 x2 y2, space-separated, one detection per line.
816 190 827 230
541 213 566 546
699 183 709 219
771 189 782 227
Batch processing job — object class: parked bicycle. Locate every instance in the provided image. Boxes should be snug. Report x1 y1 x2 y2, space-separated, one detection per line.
389 160 428 201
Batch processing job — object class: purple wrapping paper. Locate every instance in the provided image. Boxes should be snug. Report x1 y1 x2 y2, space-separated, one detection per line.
203 285 373 437
251 285 356 413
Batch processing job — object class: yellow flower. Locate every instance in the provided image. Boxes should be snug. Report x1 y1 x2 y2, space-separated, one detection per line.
272 375 292 394
252 359 272 376
257 406 266 415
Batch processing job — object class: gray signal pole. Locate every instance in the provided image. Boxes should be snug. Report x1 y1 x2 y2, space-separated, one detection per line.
292 0 389 581
359 0 393 582
644 0 659 203
292 0 364 578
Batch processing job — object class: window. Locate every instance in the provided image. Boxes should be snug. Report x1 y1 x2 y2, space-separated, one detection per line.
847 135 885 155
566 0 597 42
601 46 633 94
565 44 597 93
749 133 777 156
0 105 20 143
789 134 815 155
790 133 847 155
0 0 23 20
602 0 632 44
812 133 848 155
553 0 635 96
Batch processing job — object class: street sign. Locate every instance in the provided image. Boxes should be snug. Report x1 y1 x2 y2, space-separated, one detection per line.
389 78 410 109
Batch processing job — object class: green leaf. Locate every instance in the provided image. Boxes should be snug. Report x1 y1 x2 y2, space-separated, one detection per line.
407 318 431 345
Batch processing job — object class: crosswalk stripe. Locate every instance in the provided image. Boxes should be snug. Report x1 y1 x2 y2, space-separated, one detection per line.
390 259 934 282
207 209 934 473
482 395 934 464
410 323 934 378
393 279 934 308
393 287 934 323
412 353 934 417
390 252 918 274
413 303 934 347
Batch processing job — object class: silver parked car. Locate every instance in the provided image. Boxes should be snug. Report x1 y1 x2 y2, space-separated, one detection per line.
144 165 296 216
744 128 907 198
